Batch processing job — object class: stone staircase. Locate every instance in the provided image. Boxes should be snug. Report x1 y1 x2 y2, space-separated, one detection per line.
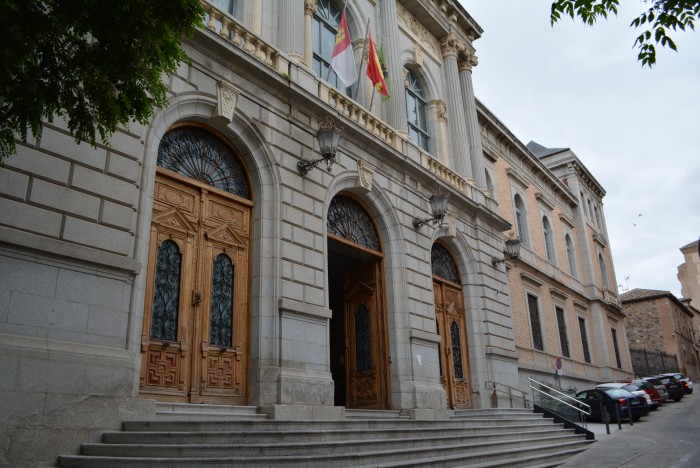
57 405 594 467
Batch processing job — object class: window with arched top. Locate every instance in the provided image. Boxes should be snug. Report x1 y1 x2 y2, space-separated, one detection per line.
405 68 430 151
327 195 381 251
312 0 349 92
431 243 460 284
598 253 609 289
514 194 528 246
542 216 555 263
157 126 251 199
565 234 578 279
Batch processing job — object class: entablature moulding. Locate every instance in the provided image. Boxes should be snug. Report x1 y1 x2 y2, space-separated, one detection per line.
196 0 506 223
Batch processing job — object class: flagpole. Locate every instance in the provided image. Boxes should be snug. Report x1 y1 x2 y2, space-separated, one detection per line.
325 0 351 83
351 18 371 101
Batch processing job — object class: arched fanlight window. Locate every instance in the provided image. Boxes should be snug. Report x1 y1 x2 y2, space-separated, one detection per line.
157 126 250 199
431 243 460 284
542 216 555 263
312 0 349 92
514 194 528 246
405 68 430 151
327 195 381 251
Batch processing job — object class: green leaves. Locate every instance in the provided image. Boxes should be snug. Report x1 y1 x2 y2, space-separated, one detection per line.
551 0 699 67
0 0 204 163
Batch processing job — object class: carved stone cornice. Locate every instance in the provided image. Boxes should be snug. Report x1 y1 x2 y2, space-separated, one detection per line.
304 0 317 15
440 32 465 58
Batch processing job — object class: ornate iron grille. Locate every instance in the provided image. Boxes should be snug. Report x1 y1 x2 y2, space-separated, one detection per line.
327 196 380 251
431 243 460 284
157 126 250 199
210 254 234 347
450 321 464 379
150 240 181 342
355 304 372 371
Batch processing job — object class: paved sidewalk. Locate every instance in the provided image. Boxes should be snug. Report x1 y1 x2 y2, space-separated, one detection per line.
560 396 700 467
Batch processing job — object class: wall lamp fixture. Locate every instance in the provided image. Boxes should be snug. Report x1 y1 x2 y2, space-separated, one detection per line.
413 188 449 229
298 115 342 176
492 238 522 267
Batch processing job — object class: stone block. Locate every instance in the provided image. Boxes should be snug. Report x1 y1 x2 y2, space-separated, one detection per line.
55 268 131 310
100 200 137 231
0 290 9 323
17 358 85 394
62 216 134 255
86 305 128 339
0 356 18 391
84 365 134 396
30 179 101 220
0 197 63 237
107 152 142 182
40 127 107 170
0 254 59 295
8 292 89 332
0 169 29 199
71 165 139 206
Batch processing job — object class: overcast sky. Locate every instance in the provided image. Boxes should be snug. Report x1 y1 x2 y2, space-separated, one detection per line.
461 0 700 298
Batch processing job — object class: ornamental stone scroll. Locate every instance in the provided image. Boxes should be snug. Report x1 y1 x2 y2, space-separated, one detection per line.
215 80 242 122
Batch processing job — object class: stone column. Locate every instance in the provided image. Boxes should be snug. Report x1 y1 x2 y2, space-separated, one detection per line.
379 0 408 131
278 0 305 63
251 0 262 35
440 33 473 180
303 0 317 68
458 52 486 189
427 99 449 166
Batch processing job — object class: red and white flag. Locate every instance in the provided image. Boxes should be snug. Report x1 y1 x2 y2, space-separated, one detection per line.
330 11 357 87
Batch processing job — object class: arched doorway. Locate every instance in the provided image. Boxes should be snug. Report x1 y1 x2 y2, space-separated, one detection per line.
432 242 472 408
139 125 252 405
327 194 391 409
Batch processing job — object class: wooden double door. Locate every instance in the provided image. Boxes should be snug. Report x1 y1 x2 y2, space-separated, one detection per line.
434 280 472 408
139 170 251 404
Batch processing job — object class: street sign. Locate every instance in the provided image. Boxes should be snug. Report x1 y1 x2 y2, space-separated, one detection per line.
556 357 562 370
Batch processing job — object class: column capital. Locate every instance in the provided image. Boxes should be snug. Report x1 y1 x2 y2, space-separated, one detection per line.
440 32 466 58
427 99 448 123
458 52 479 72
304 0 317 15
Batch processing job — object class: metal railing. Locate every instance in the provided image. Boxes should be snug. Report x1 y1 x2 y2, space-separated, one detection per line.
529 377 590 425
485 381 531 409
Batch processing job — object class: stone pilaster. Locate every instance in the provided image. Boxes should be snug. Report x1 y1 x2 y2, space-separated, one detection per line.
303 0 317 68
440 33 472 179
278 0 305 64
379 0 408 131
427 99 449 166
458 52 486 189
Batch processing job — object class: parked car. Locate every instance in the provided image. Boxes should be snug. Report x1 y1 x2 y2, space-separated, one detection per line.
575 388 649 423
660 373 693 394
621 379 663 409
654 375 685 401
595 382 653 407
642 376 670 402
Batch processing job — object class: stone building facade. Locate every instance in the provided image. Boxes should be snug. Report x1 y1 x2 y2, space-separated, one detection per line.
0 0 629 465
620 288 700 378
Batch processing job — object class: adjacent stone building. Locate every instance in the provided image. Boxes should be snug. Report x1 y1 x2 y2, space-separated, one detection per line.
620 288 700 378
0 0 630 465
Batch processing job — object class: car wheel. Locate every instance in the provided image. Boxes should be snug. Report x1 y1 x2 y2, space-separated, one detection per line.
673 397 682 402
633 415 641 422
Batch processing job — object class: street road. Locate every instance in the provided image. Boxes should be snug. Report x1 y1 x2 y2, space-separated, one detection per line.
561 393 700 467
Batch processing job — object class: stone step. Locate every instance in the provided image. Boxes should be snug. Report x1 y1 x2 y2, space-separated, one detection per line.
102 425 569 445
453 408 541 419
344 409 408 419
121 417 557 433
59 439 593 467
155 403 268 421
82 432 582 458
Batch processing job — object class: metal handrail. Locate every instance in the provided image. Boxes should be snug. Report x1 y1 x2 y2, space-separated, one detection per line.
529 377 590 418
485 381 530 408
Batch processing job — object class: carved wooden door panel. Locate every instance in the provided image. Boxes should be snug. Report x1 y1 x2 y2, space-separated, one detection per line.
345 261 389 409
139 170 250 404
434 281 472 409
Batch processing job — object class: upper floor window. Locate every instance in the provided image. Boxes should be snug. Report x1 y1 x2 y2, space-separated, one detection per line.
565 234 578 279
542 216 555 263
611 328 622 368
556 306 570 358
211 0 236 15
485 169 495 197
527 293 544 351
312 0 347 91
579 317 591 363
405 69 430 151
514 194 528 246
598 253 609 289
594 205 601 227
